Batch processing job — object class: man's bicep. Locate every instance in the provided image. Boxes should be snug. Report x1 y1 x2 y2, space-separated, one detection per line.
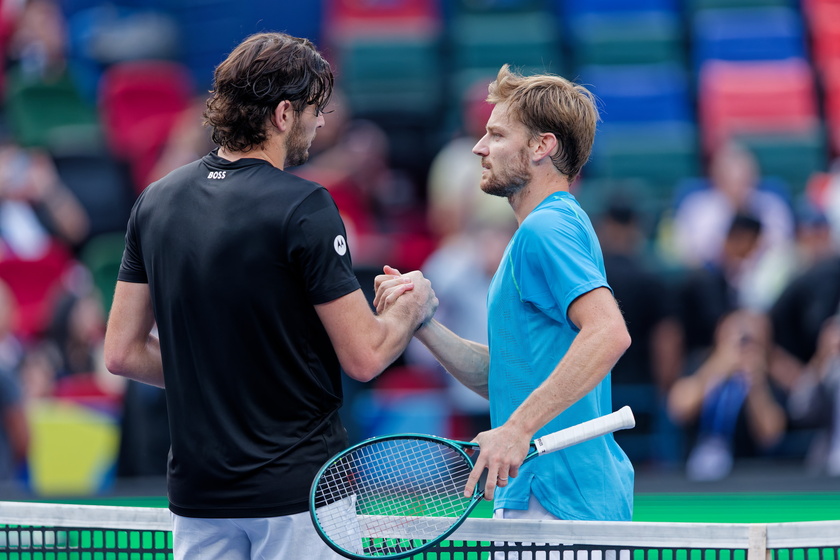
567 287 624 331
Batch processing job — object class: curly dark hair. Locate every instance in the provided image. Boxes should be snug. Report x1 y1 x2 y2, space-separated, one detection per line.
203 32 334 152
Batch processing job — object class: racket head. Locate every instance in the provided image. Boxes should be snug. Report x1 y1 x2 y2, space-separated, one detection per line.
310 434 481 559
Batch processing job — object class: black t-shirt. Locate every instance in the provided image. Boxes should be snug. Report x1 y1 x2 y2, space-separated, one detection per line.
677 264 738 364
770 255 840 364
604 252 675 385
119 150 361 518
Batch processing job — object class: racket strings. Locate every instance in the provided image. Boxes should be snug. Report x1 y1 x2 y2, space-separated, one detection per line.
313 438 475 557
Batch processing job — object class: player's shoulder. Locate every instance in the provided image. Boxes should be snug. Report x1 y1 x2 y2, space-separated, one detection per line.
522 192 586 233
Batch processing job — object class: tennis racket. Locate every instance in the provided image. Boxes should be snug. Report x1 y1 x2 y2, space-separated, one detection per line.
309 406 635 559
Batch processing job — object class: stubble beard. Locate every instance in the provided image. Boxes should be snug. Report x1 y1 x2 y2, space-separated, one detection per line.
284 116 311 168
479 148 531 199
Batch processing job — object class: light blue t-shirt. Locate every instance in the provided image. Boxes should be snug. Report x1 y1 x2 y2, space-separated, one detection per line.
487 191 634 521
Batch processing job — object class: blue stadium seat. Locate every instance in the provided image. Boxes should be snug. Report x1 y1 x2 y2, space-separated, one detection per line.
168 4 249 92
247 1 323 46
66 5 180 103
559 0 679 16
692 7 806 67
579 64 693 124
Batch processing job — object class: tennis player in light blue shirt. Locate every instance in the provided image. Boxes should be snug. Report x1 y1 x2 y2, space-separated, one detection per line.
488 191 633 520
374 63 634 522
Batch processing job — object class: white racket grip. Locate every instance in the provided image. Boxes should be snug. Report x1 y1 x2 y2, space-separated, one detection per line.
533 406 635 455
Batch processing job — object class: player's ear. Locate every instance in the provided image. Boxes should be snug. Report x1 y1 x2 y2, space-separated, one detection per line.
532 132 558 163
270 100 294 132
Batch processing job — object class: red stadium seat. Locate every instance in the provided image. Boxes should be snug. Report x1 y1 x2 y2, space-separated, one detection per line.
324 0 440 41
0 242 74 341
794 0 840 68
698 59 820 153
98 60 194 192
822 59 840 154
804 1 840 70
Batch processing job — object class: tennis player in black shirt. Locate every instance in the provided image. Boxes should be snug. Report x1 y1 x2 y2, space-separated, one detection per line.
104 32 438 559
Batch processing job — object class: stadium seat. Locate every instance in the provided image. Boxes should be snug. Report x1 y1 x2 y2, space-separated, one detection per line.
333 35 444 121
692 7 807 67
734 129 829 197
579 64 693 125
0 242 75 342
558 0 679 19
244 0 323 46
448 10 562 98
698 59 820 153
323 0 444 124
686 0 793 12
65 5 180 103
586 121 701 198
80 232 126 316
166 0 252 93
447 0 544 14
97 60 194 191
4 69 101 151
803 1 840 72
824 60 840 155
323 0 440 42
572 177 666 238
570 11 686 67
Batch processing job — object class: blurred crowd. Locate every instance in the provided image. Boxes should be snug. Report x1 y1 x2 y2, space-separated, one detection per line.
0 0 838 498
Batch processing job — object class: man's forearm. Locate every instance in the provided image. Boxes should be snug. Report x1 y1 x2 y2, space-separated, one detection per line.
415 320 490 398
109 335 165 389
505 318 630 438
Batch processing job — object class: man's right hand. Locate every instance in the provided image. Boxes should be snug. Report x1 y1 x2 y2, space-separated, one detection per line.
374 265 438 326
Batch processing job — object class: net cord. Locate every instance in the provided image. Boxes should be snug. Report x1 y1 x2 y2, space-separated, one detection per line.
2 501 839 550
0 501 172 532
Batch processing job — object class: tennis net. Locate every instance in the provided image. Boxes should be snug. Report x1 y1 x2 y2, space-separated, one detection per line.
1 500 838 559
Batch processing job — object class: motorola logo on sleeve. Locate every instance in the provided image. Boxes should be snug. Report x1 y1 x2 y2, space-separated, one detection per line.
333 235 347 256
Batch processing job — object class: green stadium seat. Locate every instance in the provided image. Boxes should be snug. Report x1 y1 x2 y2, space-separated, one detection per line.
335 35 444 120
4 69 101 150
80 232 126 315
448 10 563 99
587 122 701 200
450 0 545 14
571 11 687 67
573 177 666 238
735 127 829 198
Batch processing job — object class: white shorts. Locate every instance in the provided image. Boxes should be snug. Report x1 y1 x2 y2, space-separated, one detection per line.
171 509 346 560
493 495 627 560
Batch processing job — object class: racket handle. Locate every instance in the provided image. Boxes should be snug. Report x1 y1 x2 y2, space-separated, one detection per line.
533 406 635 455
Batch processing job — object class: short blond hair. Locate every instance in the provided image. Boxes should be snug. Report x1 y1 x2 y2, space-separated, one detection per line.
487 64 598 182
